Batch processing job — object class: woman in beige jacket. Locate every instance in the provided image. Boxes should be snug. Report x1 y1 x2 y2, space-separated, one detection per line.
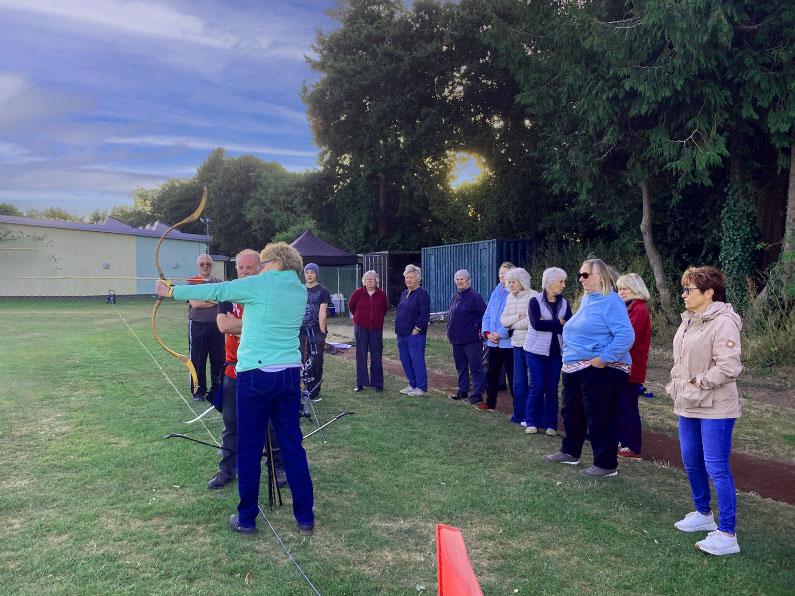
666 266 742 556
500 267 536 424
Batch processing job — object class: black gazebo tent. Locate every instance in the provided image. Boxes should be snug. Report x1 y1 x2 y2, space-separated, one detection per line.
290 230 359 312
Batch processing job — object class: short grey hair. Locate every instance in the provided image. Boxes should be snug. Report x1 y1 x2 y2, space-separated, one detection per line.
197 254 212 265
541 267 567 290
505 267 531 291
616 273 651 301
403 264 421 280
454 269 471 281
362 269 380 286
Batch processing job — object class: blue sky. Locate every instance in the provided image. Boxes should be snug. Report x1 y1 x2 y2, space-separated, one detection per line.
0 0 337 215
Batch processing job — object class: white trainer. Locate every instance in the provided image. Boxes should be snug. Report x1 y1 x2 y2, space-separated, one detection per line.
520 421 528 427
400 386 415 395
674 511 718 533
525 426 538 434
409 388 427 396
695 530 740 556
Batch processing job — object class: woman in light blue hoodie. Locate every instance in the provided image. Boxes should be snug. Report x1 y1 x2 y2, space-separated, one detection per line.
542 258 634 477
480 262 515 410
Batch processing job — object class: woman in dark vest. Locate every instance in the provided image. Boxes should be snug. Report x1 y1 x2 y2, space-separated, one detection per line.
523 267 572 435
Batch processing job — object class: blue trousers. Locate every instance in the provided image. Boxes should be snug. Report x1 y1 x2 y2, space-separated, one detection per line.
235 367 314 528
510 347 530 422
354 325 384 389
678 416 737 533
525 352 562 430
561 367 625 470
617 382 643 453
397 333 427 391
451 340 485 400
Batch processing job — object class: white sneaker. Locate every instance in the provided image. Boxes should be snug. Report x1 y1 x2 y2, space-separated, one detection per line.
524 426 538 434
695 530 740 555
520 421 528 427
400 386 415 395
409 388 427 396
545 428 557 436
674 511 718 533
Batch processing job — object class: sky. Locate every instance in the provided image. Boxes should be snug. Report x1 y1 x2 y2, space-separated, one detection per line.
0 0 339 216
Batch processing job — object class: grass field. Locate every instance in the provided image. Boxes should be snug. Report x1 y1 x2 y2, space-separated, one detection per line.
1 298 793 594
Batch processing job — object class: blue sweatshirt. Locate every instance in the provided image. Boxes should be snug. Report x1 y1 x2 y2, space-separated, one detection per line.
481 283 512 348
395 286 431 336
172 270 307 372
446 287 487 344
562 291 635 365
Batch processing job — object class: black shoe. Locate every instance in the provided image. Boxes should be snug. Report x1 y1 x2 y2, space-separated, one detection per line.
353 385 363 392
375 387 383 393
192 392 206 401
208 472 234 489
297 522 314 536
229 514 256 534
449 392 468 401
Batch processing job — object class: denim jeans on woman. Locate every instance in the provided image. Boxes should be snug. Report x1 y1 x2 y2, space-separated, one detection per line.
236 367 314 529
524 351 562 430
397 333 427 391
678 416 737 533
511 347 530 422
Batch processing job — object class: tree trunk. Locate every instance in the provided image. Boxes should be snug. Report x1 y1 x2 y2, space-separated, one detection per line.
782 127 795 286
640 178 674 319
756 126 795 305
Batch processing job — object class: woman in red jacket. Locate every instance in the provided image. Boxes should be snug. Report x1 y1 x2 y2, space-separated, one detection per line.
616 273 651 459
348 270 389 393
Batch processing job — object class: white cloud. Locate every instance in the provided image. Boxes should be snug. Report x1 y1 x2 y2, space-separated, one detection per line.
0 0 234 49
107 135 317 158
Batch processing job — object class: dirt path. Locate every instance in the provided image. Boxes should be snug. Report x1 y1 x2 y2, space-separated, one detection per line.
333 349 795 506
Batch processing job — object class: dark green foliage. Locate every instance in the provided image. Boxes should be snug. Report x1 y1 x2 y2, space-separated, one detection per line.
720 180 759 308
0 202 22 216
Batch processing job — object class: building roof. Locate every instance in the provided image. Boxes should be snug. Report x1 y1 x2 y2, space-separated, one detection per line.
290 229 357 266
0 214 208 242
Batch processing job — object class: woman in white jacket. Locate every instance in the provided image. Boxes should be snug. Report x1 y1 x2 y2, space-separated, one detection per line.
500 267 536 424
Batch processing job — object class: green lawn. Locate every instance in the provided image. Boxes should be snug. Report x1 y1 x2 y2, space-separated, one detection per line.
1 298 793 594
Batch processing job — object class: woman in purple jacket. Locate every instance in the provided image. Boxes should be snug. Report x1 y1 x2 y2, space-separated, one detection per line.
395 264 431 396
446 269 487 404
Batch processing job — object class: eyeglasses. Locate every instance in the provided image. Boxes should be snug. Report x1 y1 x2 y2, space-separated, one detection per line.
682 286 699 295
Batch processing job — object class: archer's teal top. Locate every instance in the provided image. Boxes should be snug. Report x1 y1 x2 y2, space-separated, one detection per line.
172 269 307 372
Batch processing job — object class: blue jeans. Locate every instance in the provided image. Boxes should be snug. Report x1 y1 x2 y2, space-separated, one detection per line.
451 341 485 400
397 333 427 391
678 416 737 533
236 367 314 528
354 325 384 389
510 347 530 422
525 352 562 430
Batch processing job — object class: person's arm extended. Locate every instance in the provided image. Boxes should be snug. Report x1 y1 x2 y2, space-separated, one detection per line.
169 274 262 303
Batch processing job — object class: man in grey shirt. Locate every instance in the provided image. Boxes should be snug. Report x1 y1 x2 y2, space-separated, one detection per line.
188 254 225 401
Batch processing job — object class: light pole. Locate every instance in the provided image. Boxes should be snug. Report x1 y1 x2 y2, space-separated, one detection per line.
200 217 212 254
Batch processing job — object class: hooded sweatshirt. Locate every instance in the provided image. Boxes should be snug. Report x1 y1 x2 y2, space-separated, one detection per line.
666 301 742 419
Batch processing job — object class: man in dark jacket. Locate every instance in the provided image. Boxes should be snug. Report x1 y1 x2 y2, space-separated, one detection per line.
447 269 487 404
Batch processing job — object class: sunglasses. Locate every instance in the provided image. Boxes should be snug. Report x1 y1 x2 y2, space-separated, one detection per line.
578 271 596 279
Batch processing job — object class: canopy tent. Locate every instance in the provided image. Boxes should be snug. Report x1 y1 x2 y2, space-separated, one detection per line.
290 230 357 266
290 230 359 312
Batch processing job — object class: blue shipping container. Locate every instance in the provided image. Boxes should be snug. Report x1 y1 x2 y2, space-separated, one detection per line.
421 240 541 313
